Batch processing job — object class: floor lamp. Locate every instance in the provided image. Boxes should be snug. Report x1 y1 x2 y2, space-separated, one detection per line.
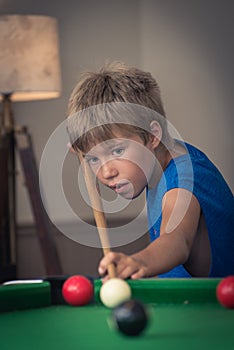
0 15 62 281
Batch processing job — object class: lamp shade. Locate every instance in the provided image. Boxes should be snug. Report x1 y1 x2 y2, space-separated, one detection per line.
0 15 61 102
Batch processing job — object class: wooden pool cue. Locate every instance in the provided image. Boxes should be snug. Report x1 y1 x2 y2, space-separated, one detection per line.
77 152 116 279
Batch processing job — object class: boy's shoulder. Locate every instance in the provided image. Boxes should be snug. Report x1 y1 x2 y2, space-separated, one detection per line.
159 139 233 199
171 140 208 164
165 140 217 177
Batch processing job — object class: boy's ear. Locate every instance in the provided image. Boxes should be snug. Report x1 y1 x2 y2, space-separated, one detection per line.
149 121 162 149
67 142 77 154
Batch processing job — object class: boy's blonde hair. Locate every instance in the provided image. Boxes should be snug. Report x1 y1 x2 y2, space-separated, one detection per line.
67 62 171 152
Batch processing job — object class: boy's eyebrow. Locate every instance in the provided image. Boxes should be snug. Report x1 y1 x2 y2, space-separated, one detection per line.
105 138 129 147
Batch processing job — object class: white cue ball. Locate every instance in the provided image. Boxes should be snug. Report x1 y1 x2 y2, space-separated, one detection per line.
100 278 132 308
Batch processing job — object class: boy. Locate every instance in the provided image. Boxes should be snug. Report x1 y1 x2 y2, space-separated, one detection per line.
67 62 234 279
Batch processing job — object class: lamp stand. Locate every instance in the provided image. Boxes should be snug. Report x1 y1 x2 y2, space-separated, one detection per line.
0 94 16 282
0 95 62 282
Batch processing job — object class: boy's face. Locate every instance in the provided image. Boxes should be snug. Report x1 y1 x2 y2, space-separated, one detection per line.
84 132 157 199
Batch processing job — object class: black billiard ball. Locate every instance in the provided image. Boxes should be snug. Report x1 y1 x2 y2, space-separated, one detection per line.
111 299 149 336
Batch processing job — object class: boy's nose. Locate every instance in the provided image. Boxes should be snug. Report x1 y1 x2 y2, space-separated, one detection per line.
100 161 118 179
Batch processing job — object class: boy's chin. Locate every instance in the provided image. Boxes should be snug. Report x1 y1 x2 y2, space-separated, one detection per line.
119 189 143 200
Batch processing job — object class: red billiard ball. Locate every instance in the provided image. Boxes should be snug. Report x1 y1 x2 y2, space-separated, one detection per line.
62 275 94 306
216 276 234 309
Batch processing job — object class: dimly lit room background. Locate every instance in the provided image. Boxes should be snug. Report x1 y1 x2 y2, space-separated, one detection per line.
0 0 233 278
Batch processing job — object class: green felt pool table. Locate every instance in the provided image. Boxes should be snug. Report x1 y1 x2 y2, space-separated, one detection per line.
0 278 233 350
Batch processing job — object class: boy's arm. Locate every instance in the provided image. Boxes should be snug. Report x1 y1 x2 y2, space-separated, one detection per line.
98 188 201 280
131 188 200 278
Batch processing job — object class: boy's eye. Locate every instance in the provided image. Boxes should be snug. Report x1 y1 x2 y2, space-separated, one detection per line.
112 147 125 156
86 156 99 165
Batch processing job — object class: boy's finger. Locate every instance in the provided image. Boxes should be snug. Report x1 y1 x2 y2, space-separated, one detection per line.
98 252 121 276
98 265 106 275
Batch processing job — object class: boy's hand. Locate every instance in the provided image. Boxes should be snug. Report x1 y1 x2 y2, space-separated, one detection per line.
98 251 148 282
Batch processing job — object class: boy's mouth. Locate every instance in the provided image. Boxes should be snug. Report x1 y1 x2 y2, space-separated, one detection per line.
109 181 130 194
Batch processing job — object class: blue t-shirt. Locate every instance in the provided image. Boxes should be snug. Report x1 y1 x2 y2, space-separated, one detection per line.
146 141 234 278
